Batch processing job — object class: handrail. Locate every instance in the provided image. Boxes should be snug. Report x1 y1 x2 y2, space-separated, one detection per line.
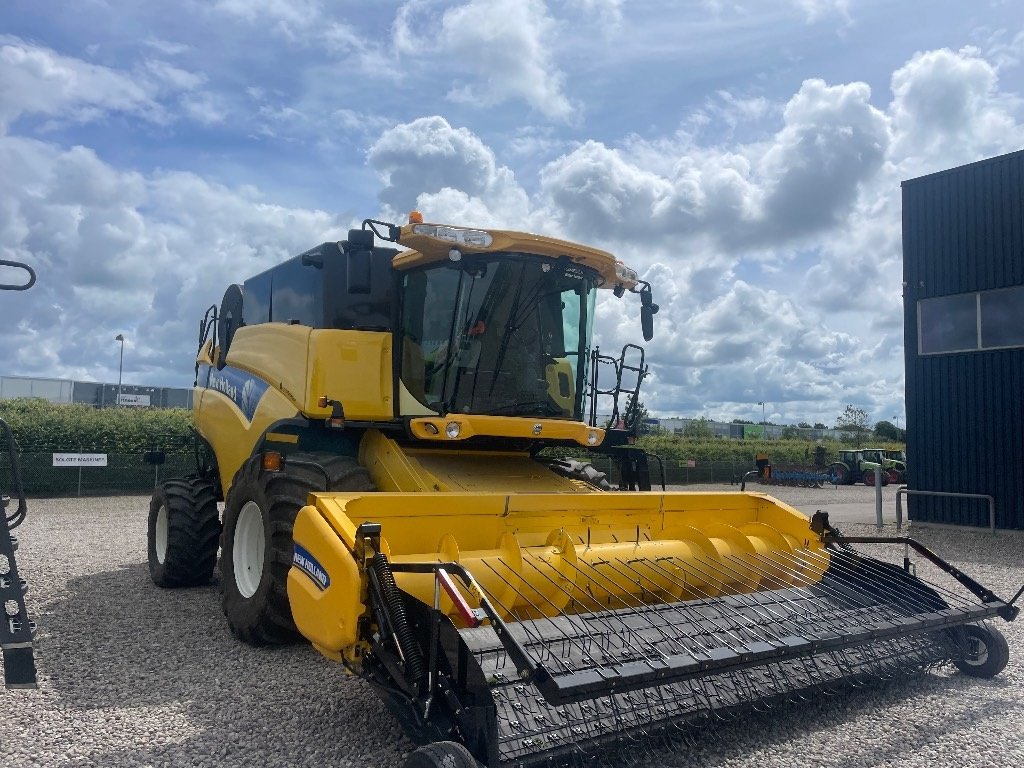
895 486 995 535
0 258 36 291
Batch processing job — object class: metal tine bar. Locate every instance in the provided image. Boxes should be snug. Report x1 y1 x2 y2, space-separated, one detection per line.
523 555 680 665
593 555 762 652
553 555 708 661
606 555 791 649
509 557 670 671
796 546 977 612
791 545 959 613
472 561 589 676
683 551 840 627
645 548 863 648
667 551 854 636
824 548 981 610
497 553 665 673
474 559 597 674
733 550 916 628
769 547 949 615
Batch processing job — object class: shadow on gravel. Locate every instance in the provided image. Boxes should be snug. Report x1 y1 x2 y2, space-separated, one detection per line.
36 563 410 767
645 671 1017 768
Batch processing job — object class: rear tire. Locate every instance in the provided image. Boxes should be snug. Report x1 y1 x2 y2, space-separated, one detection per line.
404 742 480 768
827 462 849 485
148 477 221 587
220 453 374 645
953 624 1010 678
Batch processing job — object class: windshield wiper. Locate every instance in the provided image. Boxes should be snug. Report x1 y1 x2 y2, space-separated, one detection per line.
483 401 565 417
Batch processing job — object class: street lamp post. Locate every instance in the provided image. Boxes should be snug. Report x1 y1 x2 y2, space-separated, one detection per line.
115 334 124 406
758 401 766 425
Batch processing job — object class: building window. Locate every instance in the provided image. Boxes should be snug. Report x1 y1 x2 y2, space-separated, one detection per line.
919 293 979 354
919 285 1024 355
980 286 1024 349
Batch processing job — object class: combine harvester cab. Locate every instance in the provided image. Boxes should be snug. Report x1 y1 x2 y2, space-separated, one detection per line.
290 488 1022 767
151 215 1021 767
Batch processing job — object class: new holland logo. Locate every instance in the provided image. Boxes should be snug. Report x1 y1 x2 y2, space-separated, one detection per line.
292 544 330 590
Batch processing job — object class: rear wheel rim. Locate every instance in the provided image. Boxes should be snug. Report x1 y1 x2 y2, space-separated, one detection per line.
155 504 169 565
234 500 266 598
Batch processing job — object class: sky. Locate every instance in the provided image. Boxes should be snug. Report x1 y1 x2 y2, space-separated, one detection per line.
1 0 1023 426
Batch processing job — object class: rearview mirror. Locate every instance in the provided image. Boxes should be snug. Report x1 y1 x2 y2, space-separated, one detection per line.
640 286 659 342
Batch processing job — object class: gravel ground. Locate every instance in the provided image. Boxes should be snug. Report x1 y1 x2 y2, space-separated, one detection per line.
3 493 1023 768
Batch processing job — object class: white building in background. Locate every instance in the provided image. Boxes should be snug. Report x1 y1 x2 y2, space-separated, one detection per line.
0 375 192 408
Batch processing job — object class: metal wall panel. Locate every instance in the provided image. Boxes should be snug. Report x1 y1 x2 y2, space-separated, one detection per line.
902 149 1024 529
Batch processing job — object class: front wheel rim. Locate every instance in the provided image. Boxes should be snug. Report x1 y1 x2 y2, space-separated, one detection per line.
965 637 990 666
233 500 266 598
155 504 169 565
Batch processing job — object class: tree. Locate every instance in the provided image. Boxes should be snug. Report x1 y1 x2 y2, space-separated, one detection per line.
813 422 826 430
874 420 906 442
621 395 651 435
835 405 871 447
683 417 713 439
797 422 812 429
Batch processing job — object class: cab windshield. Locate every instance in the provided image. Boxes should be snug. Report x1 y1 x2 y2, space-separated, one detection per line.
399 254 597 419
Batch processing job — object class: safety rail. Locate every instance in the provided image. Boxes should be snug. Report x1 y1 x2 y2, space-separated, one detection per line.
895 487 996 535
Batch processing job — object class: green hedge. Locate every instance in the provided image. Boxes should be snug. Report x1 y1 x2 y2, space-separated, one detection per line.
0 398 193 452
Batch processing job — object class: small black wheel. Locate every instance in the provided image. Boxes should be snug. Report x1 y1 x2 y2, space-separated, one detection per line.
953 624 1010 678
148 477 221 587
404 741 481 768
220 453 374 646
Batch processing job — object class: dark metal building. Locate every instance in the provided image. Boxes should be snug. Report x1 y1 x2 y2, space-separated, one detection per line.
902 149 1024 529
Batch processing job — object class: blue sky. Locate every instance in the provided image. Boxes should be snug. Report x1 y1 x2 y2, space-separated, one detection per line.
2 0 1023 425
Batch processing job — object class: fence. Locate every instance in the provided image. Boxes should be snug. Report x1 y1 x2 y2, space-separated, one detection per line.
584 455 756 487
1 451 197 497
3 450 758 497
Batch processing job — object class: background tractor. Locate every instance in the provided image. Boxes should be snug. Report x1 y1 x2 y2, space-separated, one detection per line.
146 216 1019 768
827 448 894 486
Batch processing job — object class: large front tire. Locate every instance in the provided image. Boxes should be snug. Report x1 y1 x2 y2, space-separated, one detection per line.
220 453 374 646
147 477 221 588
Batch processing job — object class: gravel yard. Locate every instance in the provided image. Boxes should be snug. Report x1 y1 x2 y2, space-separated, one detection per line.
3 492 1023 768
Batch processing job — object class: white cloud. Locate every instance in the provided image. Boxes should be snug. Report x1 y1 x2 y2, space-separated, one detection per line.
889 46 1022 172
537 77 889 253
0 134 340 384
367 116 530 223
394 0 574 121
0 36 164 130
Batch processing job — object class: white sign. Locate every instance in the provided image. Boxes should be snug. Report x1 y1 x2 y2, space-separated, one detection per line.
117 393 151 406
52 453 108 467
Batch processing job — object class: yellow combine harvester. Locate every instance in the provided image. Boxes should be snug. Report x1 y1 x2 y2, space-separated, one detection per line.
147 216 1020 767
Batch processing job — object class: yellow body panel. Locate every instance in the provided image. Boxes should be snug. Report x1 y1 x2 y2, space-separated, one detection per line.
393 225 628 289
359 430 590 493
305 330 393 420
288 490 828 657
226 323 311 408
225 324 394 420
195 382 301 498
